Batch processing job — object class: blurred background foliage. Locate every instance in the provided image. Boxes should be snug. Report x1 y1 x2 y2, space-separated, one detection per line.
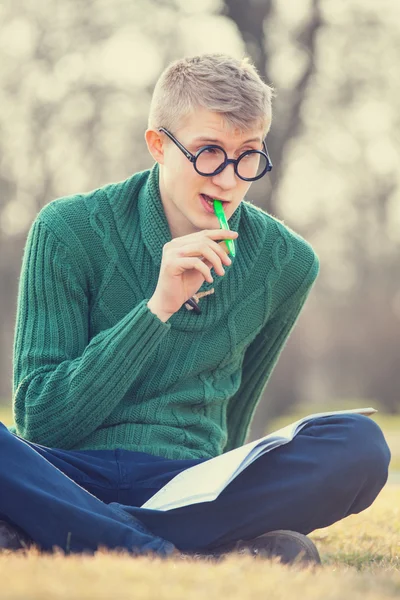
1 0 399 438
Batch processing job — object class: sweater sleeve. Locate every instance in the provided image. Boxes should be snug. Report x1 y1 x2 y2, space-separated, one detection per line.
224 253 319 452
10 218 171 449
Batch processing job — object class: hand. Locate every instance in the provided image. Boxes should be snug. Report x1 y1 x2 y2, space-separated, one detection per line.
148 229 239 319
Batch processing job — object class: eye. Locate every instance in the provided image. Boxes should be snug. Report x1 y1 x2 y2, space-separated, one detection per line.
240 146 259 154
203 148 219 155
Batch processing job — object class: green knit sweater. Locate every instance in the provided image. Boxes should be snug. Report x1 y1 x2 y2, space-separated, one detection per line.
9 163 319 460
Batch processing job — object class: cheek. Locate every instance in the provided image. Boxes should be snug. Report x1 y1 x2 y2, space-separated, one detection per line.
163 156 184 190
163 150 205 200
178 163 204 193
164 164 197 203
165 151 193 182
236 180 252 200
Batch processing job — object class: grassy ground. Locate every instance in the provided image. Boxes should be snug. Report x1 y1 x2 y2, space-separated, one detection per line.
1 402 400 598
1 485 399 599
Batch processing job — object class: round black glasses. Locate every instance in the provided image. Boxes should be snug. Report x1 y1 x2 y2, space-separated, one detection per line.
158 127 272 182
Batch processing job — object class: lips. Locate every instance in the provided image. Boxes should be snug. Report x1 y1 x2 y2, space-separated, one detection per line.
200 194 216 213
202 194 229 204
199 193 231 215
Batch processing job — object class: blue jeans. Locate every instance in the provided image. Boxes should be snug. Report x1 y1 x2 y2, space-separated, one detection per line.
0 415 391 556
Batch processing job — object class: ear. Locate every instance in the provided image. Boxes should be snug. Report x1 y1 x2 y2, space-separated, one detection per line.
145 129 165 164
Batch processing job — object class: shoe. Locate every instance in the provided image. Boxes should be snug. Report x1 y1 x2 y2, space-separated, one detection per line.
233 530 321 565
0 520 32 551
174 531 320 565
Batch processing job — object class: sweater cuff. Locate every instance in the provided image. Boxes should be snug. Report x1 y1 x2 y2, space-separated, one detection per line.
92 298 171 371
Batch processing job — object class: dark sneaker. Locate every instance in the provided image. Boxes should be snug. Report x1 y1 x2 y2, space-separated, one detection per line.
175 531 321 565
0 520 32 551
233 530 321 565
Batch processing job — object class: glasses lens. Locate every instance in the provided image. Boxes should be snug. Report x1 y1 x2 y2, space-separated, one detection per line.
237 151 268 180
195 147 226 175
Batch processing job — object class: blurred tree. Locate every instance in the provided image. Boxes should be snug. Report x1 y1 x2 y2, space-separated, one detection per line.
220 0 324 436
222 0 322 217
259 0 400 429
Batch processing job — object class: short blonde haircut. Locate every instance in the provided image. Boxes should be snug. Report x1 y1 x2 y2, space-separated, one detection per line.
148 54 273 136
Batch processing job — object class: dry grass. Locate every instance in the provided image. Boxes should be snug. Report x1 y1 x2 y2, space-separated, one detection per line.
1 485 399 600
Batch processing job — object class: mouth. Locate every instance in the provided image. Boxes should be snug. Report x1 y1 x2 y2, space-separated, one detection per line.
200 193 230 214
203 194 230 204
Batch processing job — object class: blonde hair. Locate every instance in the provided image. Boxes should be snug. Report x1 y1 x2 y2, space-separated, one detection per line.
148 54 274 135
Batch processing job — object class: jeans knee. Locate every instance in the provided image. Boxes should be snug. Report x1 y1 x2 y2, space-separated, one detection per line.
0 421 14 446
342 414 391 482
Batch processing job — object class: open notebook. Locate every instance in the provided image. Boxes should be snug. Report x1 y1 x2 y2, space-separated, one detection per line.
141 407 377 511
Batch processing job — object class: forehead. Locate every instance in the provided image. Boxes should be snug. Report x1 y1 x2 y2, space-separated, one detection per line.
176 108 266 145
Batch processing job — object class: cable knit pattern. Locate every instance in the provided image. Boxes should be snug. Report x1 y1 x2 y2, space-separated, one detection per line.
9 163 319 459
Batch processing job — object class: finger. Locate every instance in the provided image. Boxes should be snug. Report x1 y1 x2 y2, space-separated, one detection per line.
206 240 232 267
174 256 214 283
192 260 214 283
218 240 230 255
206 229 239 240
175 243 226 276
213 240 232 264
178 239 232 267
167 229 238 248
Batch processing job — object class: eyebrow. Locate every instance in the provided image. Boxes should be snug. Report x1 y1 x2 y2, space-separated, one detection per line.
192 136 262 145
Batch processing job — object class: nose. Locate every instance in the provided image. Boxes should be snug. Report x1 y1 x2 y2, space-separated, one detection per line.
210 162 237 190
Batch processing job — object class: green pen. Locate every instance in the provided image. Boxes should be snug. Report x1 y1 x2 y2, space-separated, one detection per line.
213 199 236 258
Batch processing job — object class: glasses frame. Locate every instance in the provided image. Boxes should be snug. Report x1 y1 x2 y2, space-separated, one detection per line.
158 127 272 182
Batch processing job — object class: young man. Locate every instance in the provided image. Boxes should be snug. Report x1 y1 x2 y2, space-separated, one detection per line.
0 54 390 563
